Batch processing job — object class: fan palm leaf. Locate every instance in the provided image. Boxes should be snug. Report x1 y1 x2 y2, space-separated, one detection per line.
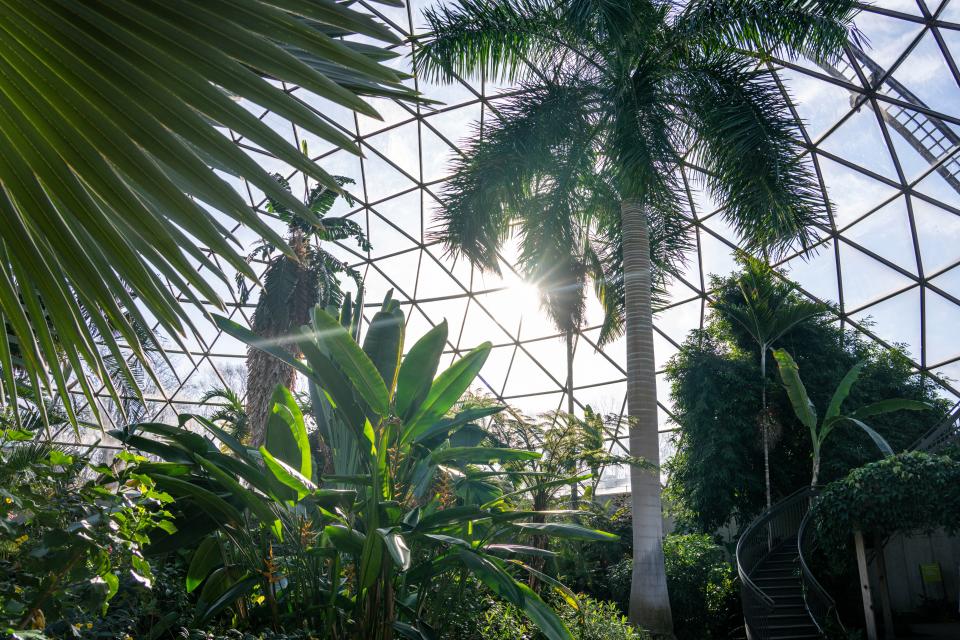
0 0 415 429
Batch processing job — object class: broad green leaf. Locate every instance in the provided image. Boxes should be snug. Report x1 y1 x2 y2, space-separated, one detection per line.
430 447 540 465
192 456 279 535
402 342 492 444
509 522 618 541
377 527 412 571
362 295 405 400
260 446 317 500
136 421 211 453
411 405 504 445
484 544 558 558
195 575 258 625
312 307 390 417
773 349 817 430
396 320 448 420
848 399 931 421
826 361 865 420
264 385 311 480
456 549 572 640
191 414 253 462
186 536 222 593
843 417 895 457
151 474 242 525
325 524 365 555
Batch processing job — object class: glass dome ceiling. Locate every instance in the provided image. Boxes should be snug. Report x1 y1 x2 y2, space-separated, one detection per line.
66 0 960 489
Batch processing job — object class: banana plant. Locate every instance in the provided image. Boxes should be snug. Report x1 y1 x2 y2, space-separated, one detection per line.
773 349 930 487
113 294 615 639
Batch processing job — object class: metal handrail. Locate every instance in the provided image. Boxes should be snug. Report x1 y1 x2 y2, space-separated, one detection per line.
797 491 845 636
910 401 960 454
736 487 816 639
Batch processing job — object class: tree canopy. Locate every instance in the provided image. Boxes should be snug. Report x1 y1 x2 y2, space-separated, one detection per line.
664 268 948 533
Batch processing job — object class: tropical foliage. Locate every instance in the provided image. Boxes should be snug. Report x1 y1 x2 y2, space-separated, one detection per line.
0 435 173 635
107 296 617 640
773 348 930 486
712 255 825 508
665 267 946 533
0 0 415 429
416 0 859 629
811 452 960 565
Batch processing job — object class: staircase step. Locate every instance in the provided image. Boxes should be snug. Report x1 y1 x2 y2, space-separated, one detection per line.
769 614 814 624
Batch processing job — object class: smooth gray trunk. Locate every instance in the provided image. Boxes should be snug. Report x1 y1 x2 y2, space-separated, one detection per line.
761 349 772 510
566 329 580 512
621 198 674 636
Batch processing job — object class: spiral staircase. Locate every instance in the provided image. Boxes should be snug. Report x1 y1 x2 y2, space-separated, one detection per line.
735 402 960 639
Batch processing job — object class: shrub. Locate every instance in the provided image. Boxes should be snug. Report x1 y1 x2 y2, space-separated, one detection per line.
426 579 648 640
0 441 172 637
812 452 960 565
602 535 741 640
663 534 741 640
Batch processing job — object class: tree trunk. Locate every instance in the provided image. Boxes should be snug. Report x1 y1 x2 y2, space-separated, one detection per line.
247 340 297 446
247 231 314 446
566 329 580 513
621 198 674 637
760 349 772 511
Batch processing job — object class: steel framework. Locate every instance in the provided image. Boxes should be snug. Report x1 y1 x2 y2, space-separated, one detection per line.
49 1 960 492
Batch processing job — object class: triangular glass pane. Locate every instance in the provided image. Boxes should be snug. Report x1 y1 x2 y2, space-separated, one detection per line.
817 104 901 180
838 242 916 310
843 195 920 275
849 286 922 359
913 196 960 274
924 288 960 366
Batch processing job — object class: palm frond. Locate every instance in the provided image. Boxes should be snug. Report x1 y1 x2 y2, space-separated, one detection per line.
432 78 599 274
0 0 412 428
682 52 828 258
677 0 861 63
415 0 566 84
712 254 827 347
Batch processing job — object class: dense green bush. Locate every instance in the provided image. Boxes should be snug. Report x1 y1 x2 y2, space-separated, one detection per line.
665 268 947 533
601 535 741 640
0 438 174 638
812 452 960 564
662 534 741 640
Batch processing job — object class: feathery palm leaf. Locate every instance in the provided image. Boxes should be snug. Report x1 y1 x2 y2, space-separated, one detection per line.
0 0 415 429
420 0 858 629
712 255 827 349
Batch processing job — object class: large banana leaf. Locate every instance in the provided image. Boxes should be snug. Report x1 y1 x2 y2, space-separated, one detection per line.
0 0 415 427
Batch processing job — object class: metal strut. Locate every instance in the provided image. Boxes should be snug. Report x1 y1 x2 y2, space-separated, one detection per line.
818 45 960 195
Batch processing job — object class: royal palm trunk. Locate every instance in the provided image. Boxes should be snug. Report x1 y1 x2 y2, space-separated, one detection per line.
621 198 673 635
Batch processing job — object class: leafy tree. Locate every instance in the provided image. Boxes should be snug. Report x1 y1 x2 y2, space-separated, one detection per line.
238 173 369 445
773 348 929 486
0 0 415 423
416 0 859 630
665 269 948 533
712 256 824 509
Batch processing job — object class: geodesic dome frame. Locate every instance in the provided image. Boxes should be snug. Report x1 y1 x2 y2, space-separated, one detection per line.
54 0 960 492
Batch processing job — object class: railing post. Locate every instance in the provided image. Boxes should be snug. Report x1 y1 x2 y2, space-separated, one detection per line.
854 530 878 640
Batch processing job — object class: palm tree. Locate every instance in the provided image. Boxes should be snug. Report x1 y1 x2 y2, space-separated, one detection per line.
415 0 858 632
239 174 369 445
0 0 415 426
711 256 825 511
